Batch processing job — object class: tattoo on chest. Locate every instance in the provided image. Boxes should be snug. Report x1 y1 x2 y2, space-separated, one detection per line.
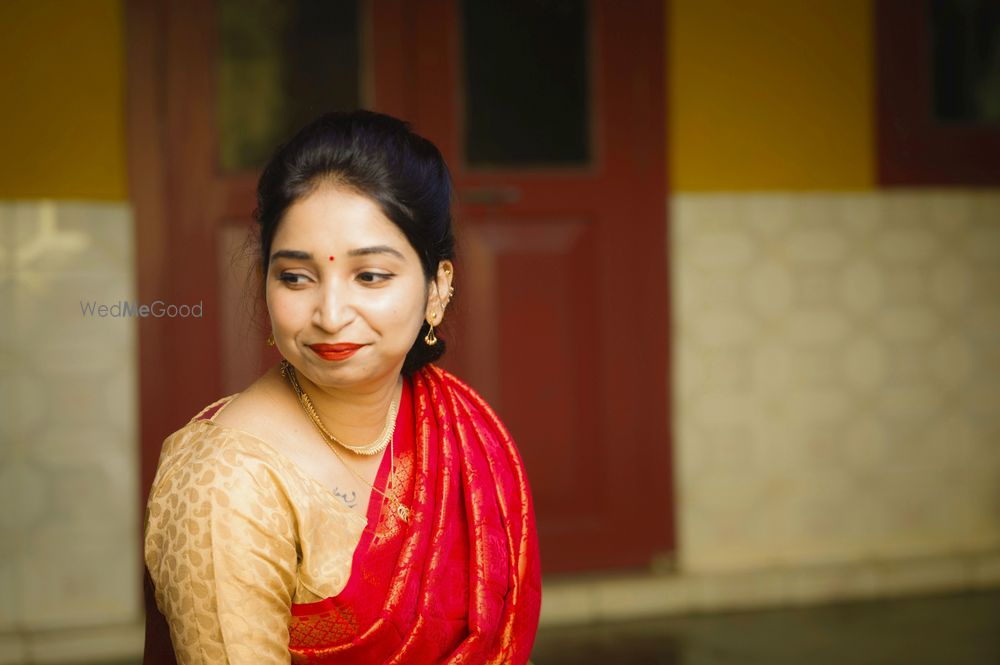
332 486 358 508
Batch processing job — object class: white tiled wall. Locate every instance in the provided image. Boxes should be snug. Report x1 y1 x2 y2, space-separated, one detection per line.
673 190 1000 573
3 193 999 644
0 201 141 660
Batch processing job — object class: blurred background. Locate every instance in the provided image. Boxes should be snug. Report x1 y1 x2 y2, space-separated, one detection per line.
1 0 999 663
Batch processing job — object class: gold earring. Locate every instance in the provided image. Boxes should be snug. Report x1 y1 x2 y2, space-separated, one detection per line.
424 319 438 346
266 333 275 347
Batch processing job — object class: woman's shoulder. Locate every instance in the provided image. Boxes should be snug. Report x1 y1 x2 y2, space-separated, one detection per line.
152 387 296 501
159 364 287 462
202 363 300 446
151 418 286 500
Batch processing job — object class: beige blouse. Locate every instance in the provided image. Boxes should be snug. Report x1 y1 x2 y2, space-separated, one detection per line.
143 395 368 664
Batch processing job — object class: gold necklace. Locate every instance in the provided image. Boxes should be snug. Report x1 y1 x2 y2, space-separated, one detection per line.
280 359 398 455
279 360 411 523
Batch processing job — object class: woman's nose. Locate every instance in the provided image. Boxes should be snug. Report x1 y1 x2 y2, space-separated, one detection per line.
313 280 355 331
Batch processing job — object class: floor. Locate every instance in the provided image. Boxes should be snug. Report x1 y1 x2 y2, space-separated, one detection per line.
530 590 1000 665
70 590 1000 665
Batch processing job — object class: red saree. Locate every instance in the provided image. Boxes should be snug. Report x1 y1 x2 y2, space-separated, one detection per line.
288 363 541 663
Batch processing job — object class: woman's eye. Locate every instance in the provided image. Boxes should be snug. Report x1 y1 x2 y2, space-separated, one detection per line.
278 272 308 286
358 272 393 284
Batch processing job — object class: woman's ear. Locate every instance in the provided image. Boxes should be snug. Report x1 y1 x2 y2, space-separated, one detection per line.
425 260 454 322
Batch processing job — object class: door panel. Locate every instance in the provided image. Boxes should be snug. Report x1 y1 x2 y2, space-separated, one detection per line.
463 218 602 515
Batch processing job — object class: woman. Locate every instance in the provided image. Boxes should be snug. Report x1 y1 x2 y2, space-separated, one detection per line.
143 110 542 664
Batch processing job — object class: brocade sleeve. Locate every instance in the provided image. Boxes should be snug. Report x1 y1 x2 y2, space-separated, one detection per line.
144 433 299 664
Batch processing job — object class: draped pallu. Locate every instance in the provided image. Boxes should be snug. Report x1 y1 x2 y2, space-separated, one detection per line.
289 364 541 663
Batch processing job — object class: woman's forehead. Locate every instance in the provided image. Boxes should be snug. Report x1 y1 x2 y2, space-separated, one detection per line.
275 186 412 253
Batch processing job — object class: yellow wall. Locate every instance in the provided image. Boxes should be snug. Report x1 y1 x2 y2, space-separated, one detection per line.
0 0 874 198
0 0 126 200
669 0 875 191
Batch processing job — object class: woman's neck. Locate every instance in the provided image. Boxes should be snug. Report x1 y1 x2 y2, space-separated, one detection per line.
273 363 402 448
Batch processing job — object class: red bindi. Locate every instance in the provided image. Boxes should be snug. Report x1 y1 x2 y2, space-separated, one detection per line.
329 256 335 261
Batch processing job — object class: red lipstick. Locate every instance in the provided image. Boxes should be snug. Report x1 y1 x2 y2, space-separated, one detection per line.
309 343 365 361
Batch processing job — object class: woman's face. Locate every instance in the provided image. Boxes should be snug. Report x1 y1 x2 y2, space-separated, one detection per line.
265 183 437 390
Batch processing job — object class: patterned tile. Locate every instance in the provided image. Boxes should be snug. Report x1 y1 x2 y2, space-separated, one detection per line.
673 190 1000 573
0 201 139 631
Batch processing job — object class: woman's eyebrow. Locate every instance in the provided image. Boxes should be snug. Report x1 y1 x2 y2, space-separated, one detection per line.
270 249 312 262
347 245 405 260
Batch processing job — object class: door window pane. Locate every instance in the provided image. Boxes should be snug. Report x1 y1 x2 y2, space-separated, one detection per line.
216 0 363 172
930 0 1000 124
462 0 591 168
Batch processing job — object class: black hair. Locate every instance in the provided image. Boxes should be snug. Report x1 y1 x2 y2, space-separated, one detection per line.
253 110 456 376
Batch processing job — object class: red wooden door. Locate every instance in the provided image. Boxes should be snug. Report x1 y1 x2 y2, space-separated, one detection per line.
403 0 673 572
130 0 672 575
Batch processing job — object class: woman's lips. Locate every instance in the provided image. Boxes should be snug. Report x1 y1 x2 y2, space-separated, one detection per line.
309 343 365 361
